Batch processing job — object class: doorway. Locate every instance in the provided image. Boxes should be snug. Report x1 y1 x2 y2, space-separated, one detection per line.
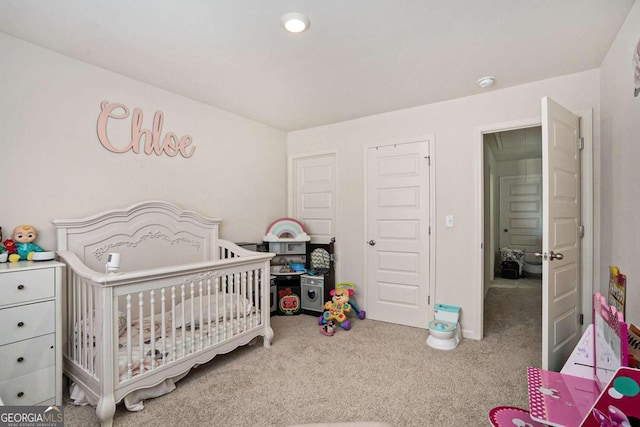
477 102 595 371
483 126 543 292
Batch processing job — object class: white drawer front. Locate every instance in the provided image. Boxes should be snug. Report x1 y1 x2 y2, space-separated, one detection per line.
0 301 55 346
0 334 55 382
0 268 54 307
0 366 55 405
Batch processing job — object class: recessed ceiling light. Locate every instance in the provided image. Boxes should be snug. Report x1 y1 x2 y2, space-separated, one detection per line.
281 12 309 33
477 76 496 88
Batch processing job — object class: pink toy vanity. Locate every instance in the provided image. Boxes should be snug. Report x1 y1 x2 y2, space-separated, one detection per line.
524 292 639 427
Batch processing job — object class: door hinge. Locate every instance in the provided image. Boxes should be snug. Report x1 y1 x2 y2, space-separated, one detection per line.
577 137 584 150
579 313 584 325
578 225 585 238
428 225 431 236
425 155 431 165
428 295 431 305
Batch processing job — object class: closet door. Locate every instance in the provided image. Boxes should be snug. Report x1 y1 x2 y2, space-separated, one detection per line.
290 152 337 244
365 139 431 329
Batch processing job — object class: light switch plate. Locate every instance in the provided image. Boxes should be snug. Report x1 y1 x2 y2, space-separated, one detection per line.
445 215 454 227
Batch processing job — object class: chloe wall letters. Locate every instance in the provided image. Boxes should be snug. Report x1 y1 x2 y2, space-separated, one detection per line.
97 101 196 158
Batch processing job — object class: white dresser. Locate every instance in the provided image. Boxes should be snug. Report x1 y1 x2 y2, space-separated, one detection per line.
0 261 63 406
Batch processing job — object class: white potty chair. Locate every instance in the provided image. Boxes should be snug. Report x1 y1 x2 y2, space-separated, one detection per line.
427 304 462 350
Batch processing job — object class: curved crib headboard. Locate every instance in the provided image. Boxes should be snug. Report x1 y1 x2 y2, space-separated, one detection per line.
52 201 222 272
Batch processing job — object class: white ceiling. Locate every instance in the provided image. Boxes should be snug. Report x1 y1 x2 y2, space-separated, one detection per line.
0 1 635 131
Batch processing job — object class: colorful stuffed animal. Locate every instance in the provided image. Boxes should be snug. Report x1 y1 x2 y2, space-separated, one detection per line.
8 225 44 262
3 238 17 256
320 287 354 331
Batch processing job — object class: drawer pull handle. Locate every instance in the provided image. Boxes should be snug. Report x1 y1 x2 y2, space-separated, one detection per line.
17 392 24 398
17 284 24 290
17 357 24 363
17 321 24 327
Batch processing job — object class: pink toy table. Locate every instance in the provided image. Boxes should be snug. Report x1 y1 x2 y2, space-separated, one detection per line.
523 292 631 427
488 406 546 427
580 366 640 426
527 367 600 426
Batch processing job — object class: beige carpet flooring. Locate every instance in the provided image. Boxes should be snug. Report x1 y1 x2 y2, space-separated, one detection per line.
62 285 542 426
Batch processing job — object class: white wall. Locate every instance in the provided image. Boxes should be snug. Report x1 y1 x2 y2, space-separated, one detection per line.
599 0 640 326
288 70 600 339
0 33 288 251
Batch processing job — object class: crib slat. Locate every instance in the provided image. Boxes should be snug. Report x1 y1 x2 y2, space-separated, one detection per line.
214 278 220 344
70 273 77 365
150 290 156 369
171 286 177 362
181 284 186 358
161 288 167 366
198 280 204 351
138 292 144 375
126 294 133 379
189 282 195 354
206 278 212 347
80 278 86 370
222 276 227 341
88 283 94 374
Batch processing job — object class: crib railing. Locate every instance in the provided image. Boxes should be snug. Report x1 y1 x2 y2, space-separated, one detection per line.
57 248 272 389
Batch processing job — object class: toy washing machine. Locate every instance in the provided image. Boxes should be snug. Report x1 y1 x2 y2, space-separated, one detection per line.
301 239 335 315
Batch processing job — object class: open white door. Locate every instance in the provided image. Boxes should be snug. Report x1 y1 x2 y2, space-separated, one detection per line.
541 97 582 371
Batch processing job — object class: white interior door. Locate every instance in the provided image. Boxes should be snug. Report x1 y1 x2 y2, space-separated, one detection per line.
541 97 582 371
291 153 337 244
365 140 430 328
499 175 542 253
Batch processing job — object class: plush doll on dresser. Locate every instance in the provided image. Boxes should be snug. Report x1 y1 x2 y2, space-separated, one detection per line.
8 225 44 262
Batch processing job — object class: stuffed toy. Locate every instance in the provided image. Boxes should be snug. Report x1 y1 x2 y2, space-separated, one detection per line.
3 238 17 255
8 225 44 262
320 287 354 331
320 320 336 336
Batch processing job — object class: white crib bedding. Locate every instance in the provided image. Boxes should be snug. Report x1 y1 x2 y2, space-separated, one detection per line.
71 309 260 412
72 291 258 384
117 312 260 381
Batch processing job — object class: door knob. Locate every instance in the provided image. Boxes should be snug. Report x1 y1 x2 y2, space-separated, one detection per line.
549 251 564 261
368 240 376 246
503 228 508 232
534 252 544 258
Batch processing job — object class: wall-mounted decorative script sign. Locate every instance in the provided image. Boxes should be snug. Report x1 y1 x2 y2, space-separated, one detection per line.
97 101 196 158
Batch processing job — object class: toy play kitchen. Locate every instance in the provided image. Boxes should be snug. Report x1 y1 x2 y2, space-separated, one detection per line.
264 218 310 316
263 218 336 316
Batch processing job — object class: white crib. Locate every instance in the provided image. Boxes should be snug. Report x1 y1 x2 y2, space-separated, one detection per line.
52 201 274 426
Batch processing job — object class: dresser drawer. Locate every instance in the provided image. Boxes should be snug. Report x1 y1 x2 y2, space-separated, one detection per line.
0 301 55 346
0 334 55 382
0 268 54 307
0 366 55 406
